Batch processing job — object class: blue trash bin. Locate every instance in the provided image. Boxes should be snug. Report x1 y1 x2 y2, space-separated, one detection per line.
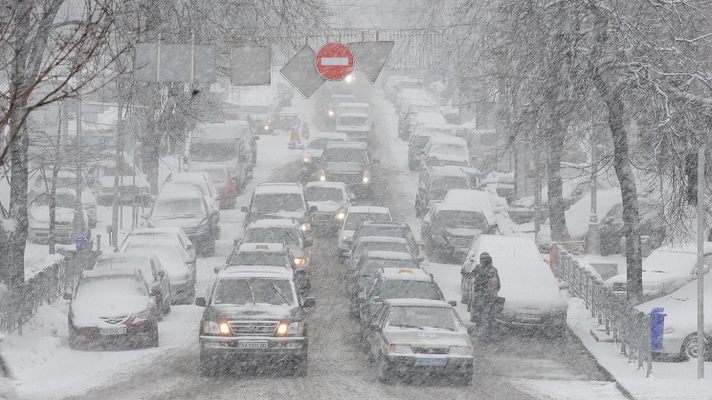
649 307 666 352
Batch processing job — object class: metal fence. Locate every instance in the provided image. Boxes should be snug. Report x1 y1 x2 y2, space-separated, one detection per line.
554 245 653 377
0 241 100 335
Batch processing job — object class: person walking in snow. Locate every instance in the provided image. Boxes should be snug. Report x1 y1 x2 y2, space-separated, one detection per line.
468 252 501 339
288 125 301 149
301 121 310 140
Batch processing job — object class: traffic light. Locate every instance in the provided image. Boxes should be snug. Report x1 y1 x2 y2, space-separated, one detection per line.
685 152 697 206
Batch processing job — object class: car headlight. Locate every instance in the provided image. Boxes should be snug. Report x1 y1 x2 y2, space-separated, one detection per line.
362 170 370 184
335 210 346 220
387 344 412 354
303 155 312 164
328 110 334 117
276 320 304 336
449 345 474 355
300 222 312 232
293 256 307 267
263 125 270 131
202 320 231 336
319 171 327 182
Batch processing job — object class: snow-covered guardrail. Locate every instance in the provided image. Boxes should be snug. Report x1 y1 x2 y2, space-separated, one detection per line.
0 240 99 335
553 245 653 377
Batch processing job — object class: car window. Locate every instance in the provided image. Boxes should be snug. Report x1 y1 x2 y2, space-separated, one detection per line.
253 193 305 212
345 212 391 230
371 281 443 302
227 251 289 266
213 278 294 306
245 228 300 245
386 306 459 331
152 197 206 219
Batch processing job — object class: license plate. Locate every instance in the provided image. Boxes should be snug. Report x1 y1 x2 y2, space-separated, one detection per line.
238 341 268 349
99 327 127 336
415 358 447 366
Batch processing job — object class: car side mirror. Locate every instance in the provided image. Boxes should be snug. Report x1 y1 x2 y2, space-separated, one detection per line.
158 270 165 278
186 243 194 251
370 322 382 331
309 205 318 213
417 256 425 262
240 206 249 213
150 287 161 296
63 292 72 301
233 238 242 246
558 281 570 291
213 265 224 274
254 135 261 141
304 238 313 247
463 321 477 335
195 297 207 307
447 300 457 307
302 297 316 308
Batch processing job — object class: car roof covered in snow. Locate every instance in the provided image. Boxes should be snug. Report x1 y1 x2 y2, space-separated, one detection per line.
473 234 542 262
337 102 369 108
437 189 495 223
363 250 415 261
306 132 347 142
384 298 452 308
236 242 288 252
359 221 410 229
326 141 368 150
155 189 204 201
82 266 143 279
378 268 433 282
413 112 446 125
254 183 304 195
337 112 369 119
427 134 467 146
218 266 293 280
329 94 356 103
305 181 348 190
129 227 183 236
166 172 209 183
246 219 299 230
348 205 390 214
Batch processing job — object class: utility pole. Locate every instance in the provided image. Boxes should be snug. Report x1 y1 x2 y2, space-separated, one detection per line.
588 138 600 254
72 98 85 243
111 106 122 248
696 143 706 379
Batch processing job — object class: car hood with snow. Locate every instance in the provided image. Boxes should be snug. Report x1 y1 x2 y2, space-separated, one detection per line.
384 327 470 348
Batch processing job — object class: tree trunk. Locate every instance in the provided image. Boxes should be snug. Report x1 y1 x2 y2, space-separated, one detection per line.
8 121 29 287
546 121 570 242
593 75 643 303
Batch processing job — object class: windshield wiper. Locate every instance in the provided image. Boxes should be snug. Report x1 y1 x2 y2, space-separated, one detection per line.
245 280 256 305
270 282 291 305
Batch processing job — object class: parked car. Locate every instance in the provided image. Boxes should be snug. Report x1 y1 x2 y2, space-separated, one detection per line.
421 134 470 169
195 267 315 375
637 272 712 360
29 169 98 227
221 242 293 271
347 250 421 316
66 267 160 349
405 113 448 146
398 100 439 140
606 243 712 299
241 183 312 231
163 172 221 226
92 253 172 316
461 235 568 333
86 159 151 206
337 206 392 257
304 181 352 235
318 142 376 199
394 88 431 114
146 191 217 255
364 299 474 384
351 221 420 259
347 236 412 272
119 227 196 273
415 166 473 216
28 189 89 244
325 94 357 124
359 267 448 326
188 165 237 209
122 246 195 305
421 190 497 263
335 102 370 119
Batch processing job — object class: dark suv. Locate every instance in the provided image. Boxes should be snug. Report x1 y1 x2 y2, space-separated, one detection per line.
351 221 420 259
318 142 376 199
241 183 314 232
196 267 315 376
415 166 473 217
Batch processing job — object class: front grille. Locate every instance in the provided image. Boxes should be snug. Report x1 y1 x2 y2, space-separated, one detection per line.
101 315 128 324
56 220 72 226
229 321 278 336
412 346 448 355
328 173 361 185
611 282 627 292
447 237 472 248
313 213 334 221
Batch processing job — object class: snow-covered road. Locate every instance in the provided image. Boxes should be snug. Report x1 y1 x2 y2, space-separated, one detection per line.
10 85 629 400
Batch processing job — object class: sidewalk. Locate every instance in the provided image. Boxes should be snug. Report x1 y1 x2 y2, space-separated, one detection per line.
568 297 712 400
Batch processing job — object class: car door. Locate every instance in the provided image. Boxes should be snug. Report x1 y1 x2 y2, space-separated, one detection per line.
177 231 197 267
151 258 170 302
367 304 389 360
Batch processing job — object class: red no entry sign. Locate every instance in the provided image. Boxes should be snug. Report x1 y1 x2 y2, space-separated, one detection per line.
315 43 354 81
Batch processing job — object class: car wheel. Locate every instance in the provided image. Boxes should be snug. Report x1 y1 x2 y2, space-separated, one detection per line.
377 355 393 384
163 293 172 314
455 364 473 385
156 297 164 321
199 350 219 376
681 334 704 361
293 354 308 376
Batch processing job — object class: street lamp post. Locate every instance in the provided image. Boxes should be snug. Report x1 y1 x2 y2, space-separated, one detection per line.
72 98 86 246
587 139 600 255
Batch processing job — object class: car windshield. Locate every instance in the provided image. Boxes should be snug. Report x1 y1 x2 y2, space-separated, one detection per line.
307 138 337 150
202 169 228 183
213 278 293 306
345 212 391 230
322 148 368 164
371 281 442 302
75 276 148 302
430 176 469 191
152 197 205 219
189 142 235 162
244 228 299 245
434 210 488 230
164 182 207 197
356 242 409 257
361 258 418 275
94 257 153 281
33 192 75 208
387 306 460 331
338 116 368 126
253 193 305 212
429 144 467 157
227 251 288 266
358 226 406 240
305 187 343 202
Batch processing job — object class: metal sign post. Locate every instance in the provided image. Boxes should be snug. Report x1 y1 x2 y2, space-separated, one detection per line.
697 143 706 379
